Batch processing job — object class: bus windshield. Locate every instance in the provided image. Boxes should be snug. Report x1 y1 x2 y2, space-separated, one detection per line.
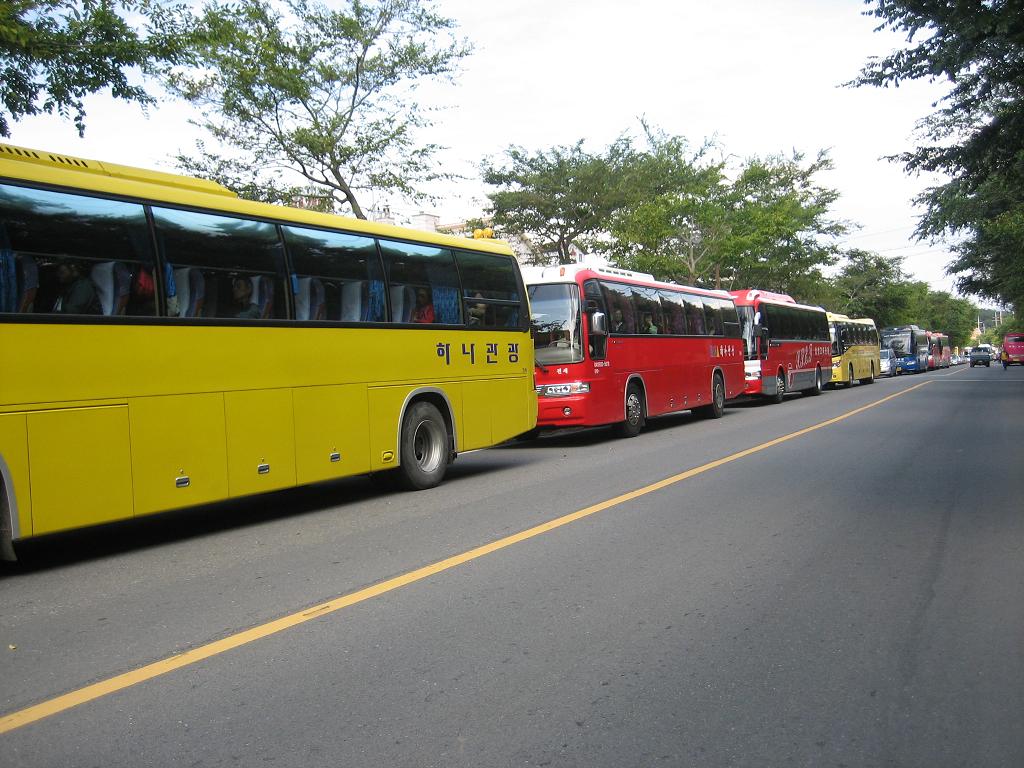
881 330 910 356
529 283 583 366
737 305 757 359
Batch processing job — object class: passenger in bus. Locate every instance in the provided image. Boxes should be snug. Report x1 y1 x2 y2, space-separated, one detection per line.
54 260 101 314
642 312 659 334
467 292 487 327
411 287 434 323
232 277 260 319
612 309 626 333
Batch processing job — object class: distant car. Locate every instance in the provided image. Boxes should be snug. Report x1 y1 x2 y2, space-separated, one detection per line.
879 348 893 376
950 353 960 366
970 347 992 367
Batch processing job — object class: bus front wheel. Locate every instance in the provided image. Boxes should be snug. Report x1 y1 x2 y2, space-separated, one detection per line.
398 401 449 490
617 384 646 437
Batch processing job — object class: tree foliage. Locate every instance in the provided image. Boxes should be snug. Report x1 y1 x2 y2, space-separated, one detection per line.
981 313 1023 345
485 126 847 287
916 287 977 347
0 0 190 137
607 129 846 293
603 129 730 284
854 0 1024 311
831 249 917 326
168 0 470 219
482 139 633 264
829 249 978 346
725 151 846 295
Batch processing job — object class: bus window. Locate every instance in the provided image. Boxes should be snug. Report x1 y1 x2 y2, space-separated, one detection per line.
379 241 459 324
151 206 286 320
282 226 383 322
455 249 522 328
0 183 156 317
600 281 636 334
632 287 663 334
659 290 688 335
761 303 779 339
720 298 741 337
702 297 724 336
583 279 606 314
737 304 756 357
684 294 706 335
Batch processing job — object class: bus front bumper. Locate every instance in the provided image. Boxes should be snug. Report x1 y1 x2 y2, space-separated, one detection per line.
536 394 591 427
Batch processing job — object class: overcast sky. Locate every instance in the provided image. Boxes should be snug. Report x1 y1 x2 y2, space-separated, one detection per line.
9 0 965 294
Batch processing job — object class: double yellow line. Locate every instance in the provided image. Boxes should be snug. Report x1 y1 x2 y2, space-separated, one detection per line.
0 381 931 735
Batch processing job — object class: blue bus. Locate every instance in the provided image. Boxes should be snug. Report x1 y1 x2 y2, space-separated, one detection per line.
880 325 930 374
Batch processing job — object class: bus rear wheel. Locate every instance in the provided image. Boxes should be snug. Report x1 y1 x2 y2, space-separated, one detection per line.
806 366 823 396
697 373 726 419
859 363 875 385
617 384 646 437
0 479 15 562
398 401 449 490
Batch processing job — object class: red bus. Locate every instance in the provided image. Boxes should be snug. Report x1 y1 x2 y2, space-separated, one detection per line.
929 331 951 368
729 289 831 401
1003 332 1024 367
525 265 745 437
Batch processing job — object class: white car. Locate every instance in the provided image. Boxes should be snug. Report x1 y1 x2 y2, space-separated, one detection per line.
879 348 893 376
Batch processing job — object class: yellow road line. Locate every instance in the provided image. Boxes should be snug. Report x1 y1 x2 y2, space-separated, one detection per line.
0 381 932 735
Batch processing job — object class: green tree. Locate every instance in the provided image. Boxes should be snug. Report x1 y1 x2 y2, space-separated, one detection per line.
854 0 1024 312
830 249 920 327
0 0 191 137
982 313 1023 345
604 130 729 283
482 138 632 264
917 289 977 348
168 0 470 219
607 135 846 293
725 151 846 296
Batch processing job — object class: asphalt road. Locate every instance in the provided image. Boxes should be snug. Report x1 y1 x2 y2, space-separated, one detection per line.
1 363 1022 767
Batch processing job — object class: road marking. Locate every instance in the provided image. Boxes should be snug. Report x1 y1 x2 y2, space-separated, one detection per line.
0 380 932 736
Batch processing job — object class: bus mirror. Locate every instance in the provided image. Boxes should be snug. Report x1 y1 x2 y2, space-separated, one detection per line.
590 311 608 336
759 327 770 358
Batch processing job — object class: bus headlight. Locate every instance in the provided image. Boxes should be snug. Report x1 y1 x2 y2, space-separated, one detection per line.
538 382 591 397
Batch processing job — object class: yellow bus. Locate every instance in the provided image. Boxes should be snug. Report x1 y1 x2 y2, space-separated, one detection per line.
0 143 535 557
827 312 880 387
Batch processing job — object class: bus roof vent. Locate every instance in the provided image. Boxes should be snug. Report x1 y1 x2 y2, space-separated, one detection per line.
0 142 238 199
1 142 100 170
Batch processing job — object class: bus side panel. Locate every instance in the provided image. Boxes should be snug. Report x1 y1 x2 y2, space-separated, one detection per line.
28 407 133 535
224 389 297 496
293 384 371 485
0 414 32 538
367 386 400 471
461 380 493 450
129 393 229 516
